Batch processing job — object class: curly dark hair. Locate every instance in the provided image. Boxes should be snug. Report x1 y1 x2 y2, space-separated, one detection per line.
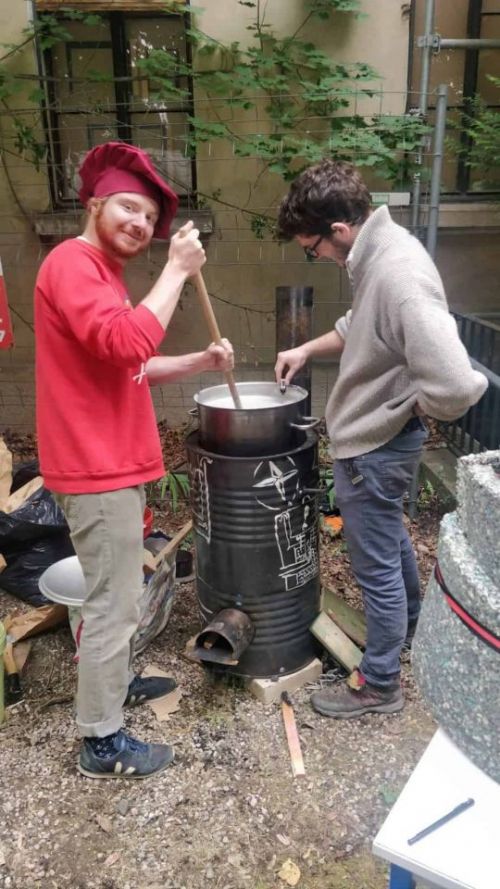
276 160 371 241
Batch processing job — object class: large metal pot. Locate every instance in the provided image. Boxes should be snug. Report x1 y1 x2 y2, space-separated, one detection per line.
192 381 320 456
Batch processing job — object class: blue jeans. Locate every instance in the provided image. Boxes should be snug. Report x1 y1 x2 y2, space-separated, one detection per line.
334 420 428 688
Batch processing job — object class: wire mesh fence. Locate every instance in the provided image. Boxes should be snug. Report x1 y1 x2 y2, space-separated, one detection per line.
0 81 465 432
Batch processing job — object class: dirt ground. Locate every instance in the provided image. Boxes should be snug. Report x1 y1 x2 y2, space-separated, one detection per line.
0 431 445 889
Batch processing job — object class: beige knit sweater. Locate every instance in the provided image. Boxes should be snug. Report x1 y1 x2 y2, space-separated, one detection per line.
326 205 488 459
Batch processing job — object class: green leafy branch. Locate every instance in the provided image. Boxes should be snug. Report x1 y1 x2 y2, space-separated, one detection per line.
0 10 105 170
455 76 500 188
147 471 190 513
1 1 430 220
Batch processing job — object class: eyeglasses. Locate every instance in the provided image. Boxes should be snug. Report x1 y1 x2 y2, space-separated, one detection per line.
303 234 323 261
303 216 365 261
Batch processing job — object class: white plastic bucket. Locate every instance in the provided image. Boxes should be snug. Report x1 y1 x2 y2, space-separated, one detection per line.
39 556 85 659
38 552 177 658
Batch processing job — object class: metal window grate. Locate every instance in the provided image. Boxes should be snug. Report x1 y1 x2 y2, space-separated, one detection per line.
440 311 500 456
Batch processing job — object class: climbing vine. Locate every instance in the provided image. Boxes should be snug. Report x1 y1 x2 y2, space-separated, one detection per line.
142 0 428 188
0 10 102 170
0 0 429 233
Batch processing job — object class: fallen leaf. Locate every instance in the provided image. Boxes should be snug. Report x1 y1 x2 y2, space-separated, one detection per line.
104 851 121 867
276 833 291 846
278 858 301 886
13 639 32 672
0 845 5 866
95 814 113 834
142 664 182 721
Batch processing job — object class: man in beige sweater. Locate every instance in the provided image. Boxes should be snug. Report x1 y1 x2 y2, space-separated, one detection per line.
275 160 488 719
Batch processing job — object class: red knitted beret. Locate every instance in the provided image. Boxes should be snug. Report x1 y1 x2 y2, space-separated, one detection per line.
78 141 179 239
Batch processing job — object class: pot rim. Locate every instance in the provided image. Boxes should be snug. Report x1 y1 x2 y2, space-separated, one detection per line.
194 380 308 411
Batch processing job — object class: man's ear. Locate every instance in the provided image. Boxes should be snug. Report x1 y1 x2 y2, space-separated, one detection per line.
329 221 350 239
88 197 104 215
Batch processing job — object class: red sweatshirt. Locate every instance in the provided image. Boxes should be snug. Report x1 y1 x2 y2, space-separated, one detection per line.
35 238 166 493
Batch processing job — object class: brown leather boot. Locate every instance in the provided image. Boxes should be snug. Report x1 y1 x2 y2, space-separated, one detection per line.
311 670 404 719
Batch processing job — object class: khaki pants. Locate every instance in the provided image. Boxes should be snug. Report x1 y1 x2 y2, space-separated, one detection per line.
53 486 145 737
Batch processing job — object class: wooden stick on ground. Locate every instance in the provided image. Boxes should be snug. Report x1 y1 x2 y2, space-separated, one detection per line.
281 691 305 778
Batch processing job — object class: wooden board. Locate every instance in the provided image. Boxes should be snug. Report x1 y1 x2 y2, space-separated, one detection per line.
310 611 362 673
321 587 367 649
281 697 305 778
151 520 192 569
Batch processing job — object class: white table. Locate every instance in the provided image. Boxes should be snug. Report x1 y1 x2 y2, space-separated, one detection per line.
372 728 500 889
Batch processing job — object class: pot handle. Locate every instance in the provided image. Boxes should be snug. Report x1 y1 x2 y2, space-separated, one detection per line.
290 415 321 431
302 479 334 496
188 407 198 416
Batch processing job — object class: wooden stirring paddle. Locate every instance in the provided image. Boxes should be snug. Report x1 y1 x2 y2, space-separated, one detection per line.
191 269 242 409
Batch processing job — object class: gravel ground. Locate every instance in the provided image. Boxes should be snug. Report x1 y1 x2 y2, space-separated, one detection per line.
0 504 441 889
0 427 445 889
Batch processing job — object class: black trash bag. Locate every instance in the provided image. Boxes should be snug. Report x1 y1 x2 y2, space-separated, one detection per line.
0 487 68 547
0 487 74 605
10 459 40 494
0 534 75 605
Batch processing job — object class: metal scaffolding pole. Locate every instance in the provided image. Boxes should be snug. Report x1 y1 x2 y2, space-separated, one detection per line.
439 38 500 50
414 0 500 252
426 84 448 259
411 0 435 235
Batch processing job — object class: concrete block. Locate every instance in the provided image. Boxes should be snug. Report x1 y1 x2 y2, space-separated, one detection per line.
412 511 500 783
437 511 500 633
246 658 323 704
456 449 500 586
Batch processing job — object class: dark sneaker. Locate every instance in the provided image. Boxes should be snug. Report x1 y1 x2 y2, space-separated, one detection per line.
311 671 404 719
78 731 174 779
124 674 177 707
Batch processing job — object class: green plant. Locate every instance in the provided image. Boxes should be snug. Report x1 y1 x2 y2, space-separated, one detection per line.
320 467 336 513
181 531 194 549
329 539 348 555
379 783 401 806
134 0 430 207
0 11 102 169
417 479 435 510
457 76 500 188
1 1 430 229
147 471 190 512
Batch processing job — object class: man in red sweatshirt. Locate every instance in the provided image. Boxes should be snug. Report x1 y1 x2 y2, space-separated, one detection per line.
35 141 234 779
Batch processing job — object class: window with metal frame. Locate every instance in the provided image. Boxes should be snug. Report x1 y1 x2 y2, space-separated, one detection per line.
36 6 195 207
409 0 500 196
